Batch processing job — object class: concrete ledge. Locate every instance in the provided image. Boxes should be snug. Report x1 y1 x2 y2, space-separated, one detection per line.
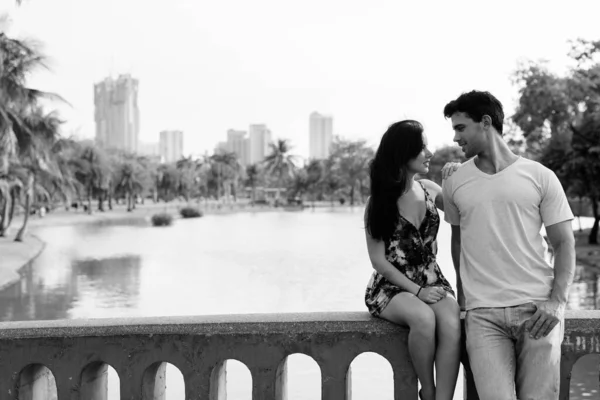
0 312 404 338
0 310 597 338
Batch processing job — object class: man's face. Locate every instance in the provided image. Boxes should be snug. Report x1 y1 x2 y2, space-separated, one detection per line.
450 112 484 158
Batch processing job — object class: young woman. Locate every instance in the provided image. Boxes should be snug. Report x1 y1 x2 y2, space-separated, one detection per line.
364 120 460 400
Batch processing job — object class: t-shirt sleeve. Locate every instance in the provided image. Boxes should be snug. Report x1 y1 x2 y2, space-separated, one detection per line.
442 178 460 225
540 170 574 227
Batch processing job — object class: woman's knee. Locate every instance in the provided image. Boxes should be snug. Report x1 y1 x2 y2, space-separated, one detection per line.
379 293 436 335
433 299 462 340
409 306 436 335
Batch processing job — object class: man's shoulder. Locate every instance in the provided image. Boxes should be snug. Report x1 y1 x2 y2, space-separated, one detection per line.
515 157 555 179
443 158 475 188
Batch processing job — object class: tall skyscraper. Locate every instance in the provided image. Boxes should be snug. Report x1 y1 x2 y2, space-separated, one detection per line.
214 141 228 154
226 129 250 166
94 74 140 153
139 142 159 157
249 124 272 164
159 130 184 163
309 112 333 159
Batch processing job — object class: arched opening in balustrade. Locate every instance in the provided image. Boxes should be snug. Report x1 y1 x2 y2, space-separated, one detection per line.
80 361 120 399
285 353 321 399
349 352 393 400
210 359 252 399
17 364 58 400
142 361 185 400
569 354 600 399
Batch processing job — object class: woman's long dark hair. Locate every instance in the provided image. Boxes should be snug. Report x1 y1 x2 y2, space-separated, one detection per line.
365 120 425 241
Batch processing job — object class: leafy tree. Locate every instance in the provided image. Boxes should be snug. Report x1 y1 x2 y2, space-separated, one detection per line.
327 138 374 206
512 39 600 243
425 145 466 185
211 151 242 202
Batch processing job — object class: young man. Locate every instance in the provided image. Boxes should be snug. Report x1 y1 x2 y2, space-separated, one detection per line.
441 90 575 400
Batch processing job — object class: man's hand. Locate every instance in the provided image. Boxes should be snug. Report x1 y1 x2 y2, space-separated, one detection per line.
441 162 462 180
525 301 565 339
417 286 447 304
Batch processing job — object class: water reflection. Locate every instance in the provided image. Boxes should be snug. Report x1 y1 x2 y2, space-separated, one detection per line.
0 255 141 322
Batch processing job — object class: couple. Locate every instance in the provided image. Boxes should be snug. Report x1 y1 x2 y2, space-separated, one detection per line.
364 90 575 400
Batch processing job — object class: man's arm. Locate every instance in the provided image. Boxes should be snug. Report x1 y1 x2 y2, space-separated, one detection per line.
450 224 465 310
546 220 576 304
527 220 575 339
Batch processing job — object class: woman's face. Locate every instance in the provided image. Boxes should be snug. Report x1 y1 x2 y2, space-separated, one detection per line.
406 133 433 175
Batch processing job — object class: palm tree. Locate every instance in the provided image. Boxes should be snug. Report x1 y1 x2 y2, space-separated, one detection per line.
245 164 260 205
175 156 199 202
75 145 110 215
0 30 65 238
44 138 83 210
263 139 298 204
0 176 20 236
305 159 325 206
13 107 63 242
210 152 242 202
0 35 45 230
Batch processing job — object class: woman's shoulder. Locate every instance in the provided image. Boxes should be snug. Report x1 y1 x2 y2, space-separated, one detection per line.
418 179 441 196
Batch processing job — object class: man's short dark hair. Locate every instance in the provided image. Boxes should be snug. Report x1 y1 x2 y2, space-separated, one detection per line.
443 90 505 134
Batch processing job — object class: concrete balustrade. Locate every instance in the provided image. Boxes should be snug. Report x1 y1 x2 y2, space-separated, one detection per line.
0 311 597 399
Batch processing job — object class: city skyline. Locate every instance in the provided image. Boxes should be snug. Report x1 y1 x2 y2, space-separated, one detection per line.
6 0 600 158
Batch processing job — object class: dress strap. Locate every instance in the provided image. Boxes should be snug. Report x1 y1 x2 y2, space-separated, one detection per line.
417 180 431 203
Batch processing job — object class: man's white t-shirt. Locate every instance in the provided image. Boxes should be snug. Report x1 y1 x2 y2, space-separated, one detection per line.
442 156 574 311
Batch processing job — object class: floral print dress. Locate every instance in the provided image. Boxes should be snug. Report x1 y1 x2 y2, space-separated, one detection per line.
365 181 455 317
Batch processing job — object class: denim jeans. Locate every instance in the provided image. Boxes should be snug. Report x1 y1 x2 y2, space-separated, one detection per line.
465 302 564 400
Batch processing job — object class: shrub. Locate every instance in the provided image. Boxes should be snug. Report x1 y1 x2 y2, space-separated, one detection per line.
151 213 173 227
180 207 203 219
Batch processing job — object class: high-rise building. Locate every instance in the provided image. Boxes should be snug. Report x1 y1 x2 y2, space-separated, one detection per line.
249 124 272 164
309 112 333 159
139 142 159 157
214 141 228 154
94 74 140 153
226 129 250 166
159 130 184 163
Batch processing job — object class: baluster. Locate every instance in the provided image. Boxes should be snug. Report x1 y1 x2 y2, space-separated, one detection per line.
251 366 282 400
320 362 351 400
54 367 81 400
79 362 108 400
559 353 580 400
118 366 143 400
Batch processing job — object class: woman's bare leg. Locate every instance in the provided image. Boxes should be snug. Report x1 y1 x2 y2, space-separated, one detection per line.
380 292 437 400
429 296 461 400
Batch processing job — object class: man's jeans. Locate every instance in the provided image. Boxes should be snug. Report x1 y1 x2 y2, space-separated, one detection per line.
465 302 564 400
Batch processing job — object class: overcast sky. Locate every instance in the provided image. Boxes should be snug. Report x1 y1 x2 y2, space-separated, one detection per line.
3 0 600 158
